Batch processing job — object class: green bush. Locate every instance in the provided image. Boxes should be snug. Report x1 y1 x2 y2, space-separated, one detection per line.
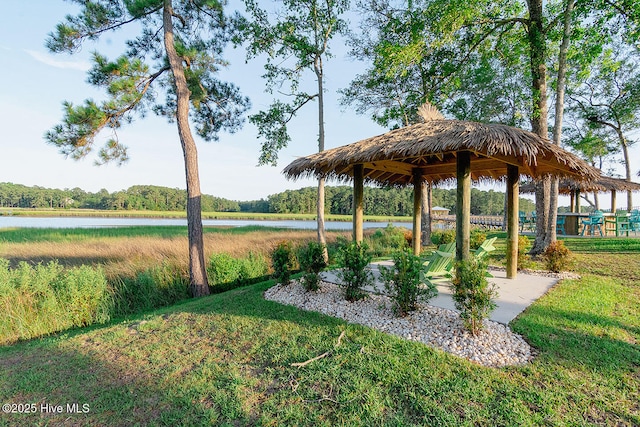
368 224 408 257
0 259 113 345
517 235 532 270
298 241 327 291
380 248 437 316
337 241 373 301
431 229 456 246
543 240 573 273
271 241 296 286
208 252 270 293
451 258 497 335
470 229 487 250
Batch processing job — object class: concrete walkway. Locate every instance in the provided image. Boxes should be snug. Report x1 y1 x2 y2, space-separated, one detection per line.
320 261 560 325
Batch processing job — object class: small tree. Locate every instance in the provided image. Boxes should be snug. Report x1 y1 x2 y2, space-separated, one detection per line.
242 0 349 263
336 241 373 302
298 241 327 291
271 241 296 286
380 248 437 316
451 258 497 335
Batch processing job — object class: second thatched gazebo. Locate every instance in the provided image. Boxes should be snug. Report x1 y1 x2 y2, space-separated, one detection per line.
520 176 640 212
284 115 599 278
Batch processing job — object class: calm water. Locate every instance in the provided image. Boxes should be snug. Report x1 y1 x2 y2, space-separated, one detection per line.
0 216 412 230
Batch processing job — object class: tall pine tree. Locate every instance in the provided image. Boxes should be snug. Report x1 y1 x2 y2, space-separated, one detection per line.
46 0 250 296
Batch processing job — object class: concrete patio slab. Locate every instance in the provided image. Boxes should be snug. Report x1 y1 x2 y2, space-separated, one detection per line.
320 263 560 325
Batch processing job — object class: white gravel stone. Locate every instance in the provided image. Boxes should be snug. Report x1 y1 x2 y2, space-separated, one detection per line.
265 280 533 368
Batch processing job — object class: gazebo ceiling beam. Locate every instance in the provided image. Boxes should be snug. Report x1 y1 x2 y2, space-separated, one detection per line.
366 160 414 177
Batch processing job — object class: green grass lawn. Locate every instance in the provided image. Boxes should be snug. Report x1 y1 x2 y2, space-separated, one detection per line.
0 234 638 426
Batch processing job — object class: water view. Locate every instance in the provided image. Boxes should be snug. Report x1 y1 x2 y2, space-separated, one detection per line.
0 216 412 230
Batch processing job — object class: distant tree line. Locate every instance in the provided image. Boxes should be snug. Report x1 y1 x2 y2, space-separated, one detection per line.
0 183 240 212
242 186 536 216
0 183 535 216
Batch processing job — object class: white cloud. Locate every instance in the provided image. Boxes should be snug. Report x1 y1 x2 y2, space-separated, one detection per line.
25 49 91 71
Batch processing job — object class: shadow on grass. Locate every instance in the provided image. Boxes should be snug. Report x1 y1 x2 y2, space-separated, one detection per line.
511 306 640 373
0 344 253 426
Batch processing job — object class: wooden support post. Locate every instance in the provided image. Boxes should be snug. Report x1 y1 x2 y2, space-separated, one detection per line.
412 169 423 256
611 190 617 213
569 191 575 213
353 164 364 243
506 164 519 279
456 152 471 263
575 189 581 213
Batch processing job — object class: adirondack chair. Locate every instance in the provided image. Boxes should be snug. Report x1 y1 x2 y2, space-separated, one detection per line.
630 210 640 234
421 241 455 285
605 210 631 237
474 237 497 260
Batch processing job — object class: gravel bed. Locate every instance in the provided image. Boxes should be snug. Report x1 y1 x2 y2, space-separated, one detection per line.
265 280 533 368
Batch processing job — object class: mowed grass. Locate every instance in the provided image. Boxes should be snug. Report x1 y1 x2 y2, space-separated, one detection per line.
0 230 638 425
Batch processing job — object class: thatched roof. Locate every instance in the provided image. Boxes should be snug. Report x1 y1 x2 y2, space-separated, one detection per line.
520 176 640 194
283 120 600 186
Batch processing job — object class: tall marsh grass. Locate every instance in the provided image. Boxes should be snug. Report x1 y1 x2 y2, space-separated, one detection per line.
0 227 351 345
0 259 112 345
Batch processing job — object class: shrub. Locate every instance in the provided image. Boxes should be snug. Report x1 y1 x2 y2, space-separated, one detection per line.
517 235 532 270
0 259 113 345
271 241 296 286
470 228 487 250
336 241 373 301
208 252 270 293
298 241 327 291
543 240 572 273
380 248 437 316
368 224 408 257
431 229 456 246
451 258 497 335
237 252 270 286
208 253 242 288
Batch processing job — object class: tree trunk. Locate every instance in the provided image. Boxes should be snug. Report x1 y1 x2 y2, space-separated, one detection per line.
545 0 575 247
421 181 432 246
314 54 328 262
313 55 329 262
618 131 633 211
163 0 209 297
533 179 550 255
527 0 551 255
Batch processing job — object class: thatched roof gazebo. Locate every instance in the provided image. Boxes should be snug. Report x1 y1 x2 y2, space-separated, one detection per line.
284 115 599 278
520 176 640 212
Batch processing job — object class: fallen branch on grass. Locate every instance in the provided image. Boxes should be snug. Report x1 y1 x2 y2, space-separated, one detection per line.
291 330 346 368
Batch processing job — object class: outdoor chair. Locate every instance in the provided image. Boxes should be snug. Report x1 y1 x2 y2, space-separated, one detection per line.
580 211 604 236
606 210 631 237
421 241 456 285
421 238 497 286
474 237 497 260
630 210 640 234
519 211 533 232
556 215 566 235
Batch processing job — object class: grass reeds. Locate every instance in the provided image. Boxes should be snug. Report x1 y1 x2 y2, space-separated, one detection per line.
0 227 352 344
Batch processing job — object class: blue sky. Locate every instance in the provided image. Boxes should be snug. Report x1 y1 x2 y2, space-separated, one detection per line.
0 1 637 207
0 0 389 201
